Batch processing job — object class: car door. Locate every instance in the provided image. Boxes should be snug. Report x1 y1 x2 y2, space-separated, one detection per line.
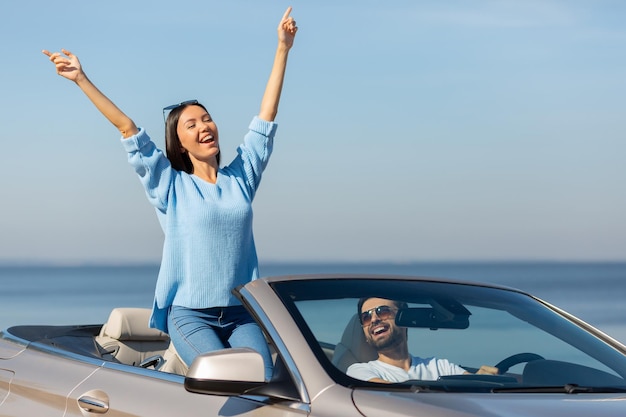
64 364 307 417
0 344 98 417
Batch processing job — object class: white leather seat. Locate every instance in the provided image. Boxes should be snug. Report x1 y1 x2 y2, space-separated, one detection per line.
160 340 189 375
96 307 189 375
96 308 170 367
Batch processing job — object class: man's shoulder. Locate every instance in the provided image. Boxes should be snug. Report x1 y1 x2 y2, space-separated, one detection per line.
411 355 448 365
347 360 379 371
347 359 396 375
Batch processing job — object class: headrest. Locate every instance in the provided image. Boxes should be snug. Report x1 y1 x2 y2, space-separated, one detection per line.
100 308 169 341
331 314 378 372
340 314 378 361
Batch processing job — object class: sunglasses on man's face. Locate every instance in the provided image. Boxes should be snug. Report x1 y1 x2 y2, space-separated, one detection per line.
162 100 199 123
360 305 397 326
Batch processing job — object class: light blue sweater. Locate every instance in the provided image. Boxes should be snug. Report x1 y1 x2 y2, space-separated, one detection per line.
121 116 276 332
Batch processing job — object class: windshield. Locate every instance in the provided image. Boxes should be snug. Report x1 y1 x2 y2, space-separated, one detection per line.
272 278 626 393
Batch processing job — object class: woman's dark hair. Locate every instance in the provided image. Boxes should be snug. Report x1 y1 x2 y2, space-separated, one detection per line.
164 102 220 173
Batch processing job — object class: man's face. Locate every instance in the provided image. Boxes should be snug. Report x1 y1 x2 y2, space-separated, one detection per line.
361 297 406 351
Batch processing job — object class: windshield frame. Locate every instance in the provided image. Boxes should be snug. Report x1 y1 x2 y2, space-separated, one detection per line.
271 277 626 391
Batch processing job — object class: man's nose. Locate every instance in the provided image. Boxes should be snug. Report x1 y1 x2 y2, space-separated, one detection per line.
370 311 382 322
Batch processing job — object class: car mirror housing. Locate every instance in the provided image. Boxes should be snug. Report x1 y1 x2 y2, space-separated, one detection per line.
184 347 266 396
395 307 470 329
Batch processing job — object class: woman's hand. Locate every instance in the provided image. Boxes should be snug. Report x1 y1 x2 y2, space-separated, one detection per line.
41 47 137 137
475 365 500 375
258 7 298 121
278 7 298 50
42 49 84 83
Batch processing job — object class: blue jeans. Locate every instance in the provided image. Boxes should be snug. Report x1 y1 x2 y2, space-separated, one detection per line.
168 305 273 380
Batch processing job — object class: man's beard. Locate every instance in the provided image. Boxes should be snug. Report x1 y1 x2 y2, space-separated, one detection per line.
368 326 405 351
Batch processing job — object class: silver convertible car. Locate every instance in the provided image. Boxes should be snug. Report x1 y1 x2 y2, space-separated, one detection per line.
1 274 626 416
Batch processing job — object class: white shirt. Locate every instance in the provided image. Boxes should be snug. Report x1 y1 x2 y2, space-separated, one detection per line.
347 356 466 382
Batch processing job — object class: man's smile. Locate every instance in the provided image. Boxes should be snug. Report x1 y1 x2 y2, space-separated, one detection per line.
370 322 390 337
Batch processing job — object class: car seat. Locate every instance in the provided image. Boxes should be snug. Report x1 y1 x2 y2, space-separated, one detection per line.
160 340 189 375
96 307 170 367
331 313 378 373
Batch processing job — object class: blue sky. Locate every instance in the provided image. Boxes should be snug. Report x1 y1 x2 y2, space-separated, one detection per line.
1 1 624 264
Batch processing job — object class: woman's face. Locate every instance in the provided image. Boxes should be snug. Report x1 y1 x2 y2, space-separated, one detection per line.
176 105 220 164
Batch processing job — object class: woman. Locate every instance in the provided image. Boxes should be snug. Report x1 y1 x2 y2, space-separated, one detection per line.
42 7 298 379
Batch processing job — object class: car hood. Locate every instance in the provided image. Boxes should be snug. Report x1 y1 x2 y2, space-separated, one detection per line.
352 389 626 417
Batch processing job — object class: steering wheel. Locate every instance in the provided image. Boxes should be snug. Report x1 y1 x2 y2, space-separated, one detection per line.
495 352 544 374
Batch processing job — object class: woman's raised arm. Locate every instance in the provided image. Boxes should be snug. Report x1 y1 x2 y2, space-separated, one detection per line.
258 7 298 122
42 49 138 138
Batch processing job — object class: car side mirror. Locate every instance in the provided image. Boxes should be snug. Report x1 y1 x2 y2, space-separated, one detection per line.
184 347 265 395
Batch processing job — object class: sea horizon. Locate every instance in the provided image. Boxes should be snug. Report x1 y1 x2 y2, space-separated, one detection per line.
1 258 625 267
1 261 625 344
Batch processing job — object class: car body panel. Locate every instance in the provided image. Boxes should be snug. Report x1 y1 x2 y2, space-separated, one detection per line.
65 365 308 417
0 338 25 360
0 341 101 416
353 389 626 417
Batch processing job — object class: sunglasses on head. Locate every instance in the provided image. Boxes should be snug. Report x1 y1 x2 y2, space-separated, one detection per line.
360 305 397 326
162 100 199 123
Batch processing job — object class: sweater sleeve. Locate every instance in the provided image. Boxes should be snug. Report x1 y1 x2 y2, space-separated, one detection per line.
229 116 277 198
120 128 173 212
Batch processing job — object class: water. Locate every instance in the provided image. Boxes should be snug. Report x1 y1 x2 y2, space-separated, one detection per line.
1 262 625 344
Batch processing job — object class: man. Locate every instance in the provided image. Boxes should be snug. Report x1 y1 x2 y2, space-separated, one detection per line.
347 297 499 383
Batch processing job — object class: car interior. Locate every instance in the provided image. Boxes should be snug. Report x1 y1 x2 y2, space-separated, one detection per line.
331 313 377 373
95 307 188 375
5 301 626 390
